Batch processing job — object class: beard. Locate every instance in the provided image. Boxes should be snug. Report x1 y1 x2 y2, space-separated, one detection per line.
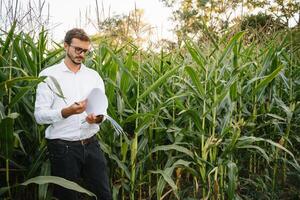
67 52 84 65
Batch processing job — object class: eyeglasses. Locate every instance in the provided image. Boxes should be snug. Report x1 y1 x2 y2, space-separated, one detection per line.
69 44 91 55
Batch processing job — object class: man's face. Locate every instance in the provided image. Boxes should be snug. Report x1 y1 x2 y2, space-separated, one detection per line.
65 38 90 65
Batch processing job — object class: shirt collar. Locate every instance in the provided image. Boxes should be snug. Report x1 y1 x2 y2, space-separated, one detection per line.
60 61 86 73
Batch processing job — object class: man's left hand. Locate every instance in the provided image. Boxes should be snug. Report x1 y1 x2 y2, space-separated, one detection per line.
86 114 104 124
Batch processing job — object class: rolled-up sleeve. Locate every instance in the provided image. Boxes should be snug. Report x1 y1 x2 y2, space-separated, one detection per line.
34 75 63 125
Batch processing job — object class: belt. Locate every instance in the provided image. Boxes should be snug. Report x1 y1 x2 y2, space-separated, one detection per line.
47 135 97 145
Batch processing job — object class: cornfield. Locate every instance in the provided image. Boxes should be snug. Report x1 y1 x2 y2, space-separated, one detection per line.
0 23 300 200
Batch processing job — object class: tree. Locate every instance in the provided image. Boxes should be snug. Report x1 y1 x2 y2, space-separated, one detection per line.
159 0 300 40
92 7 153 47
240 12 286 42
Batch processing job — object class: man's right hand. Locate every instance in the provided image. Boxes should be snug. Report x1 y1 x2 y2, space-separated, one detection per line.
61 99 87 118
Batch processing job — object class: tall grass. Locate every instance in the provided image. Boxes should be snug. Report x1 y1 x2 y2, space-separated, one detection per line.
1 25 300 199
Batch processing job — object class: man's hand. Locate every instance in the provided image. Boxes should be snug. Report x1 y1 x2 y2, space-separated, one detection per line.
61 99 87 118
86 114 104 124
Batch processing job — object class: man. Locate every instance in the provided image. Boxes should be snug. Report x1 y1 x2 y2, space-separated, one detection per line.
34 28 112 200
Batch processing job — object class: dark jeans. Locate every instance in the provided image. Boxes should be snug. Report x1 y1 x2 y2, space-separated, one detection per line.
47 137 112 200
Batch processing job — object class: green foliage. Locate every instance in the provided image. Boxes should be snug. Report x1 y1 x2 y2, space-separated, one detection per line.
160 0 299 42
1 22 300 200
241 13 285 31
0 24 64 199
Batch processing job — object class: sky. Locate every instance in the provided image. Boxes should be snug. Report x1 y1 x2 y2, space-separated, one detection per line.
45 0 175 42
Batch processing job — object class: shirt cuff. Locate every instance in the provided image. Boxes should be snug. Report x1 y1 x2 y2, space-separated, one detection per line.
55 109 64 122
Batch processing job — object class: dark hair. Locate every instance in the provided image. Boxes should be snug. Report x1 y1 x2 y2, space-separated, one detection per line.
64 28 90 44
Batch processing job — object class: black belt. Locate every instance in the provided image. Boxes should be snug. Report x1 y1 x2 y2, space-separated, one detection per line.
47 135 97 145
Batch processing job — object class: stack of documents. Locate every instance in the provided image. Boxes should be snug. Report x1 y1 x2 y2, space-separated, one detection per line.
85 88 126 136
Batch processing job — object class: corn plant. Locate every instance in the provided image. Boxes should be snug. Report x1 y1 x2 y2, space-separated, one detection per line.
87 29 300 200
1 23 299 200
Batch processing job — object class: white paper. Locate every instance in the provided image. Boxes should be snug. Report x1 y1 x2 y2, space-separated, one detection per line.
83 88 126 136
85 88 108 115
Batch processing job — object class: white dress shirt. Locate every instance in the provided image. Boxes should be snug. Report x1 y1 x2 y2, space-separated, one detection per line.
34 62 106 141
